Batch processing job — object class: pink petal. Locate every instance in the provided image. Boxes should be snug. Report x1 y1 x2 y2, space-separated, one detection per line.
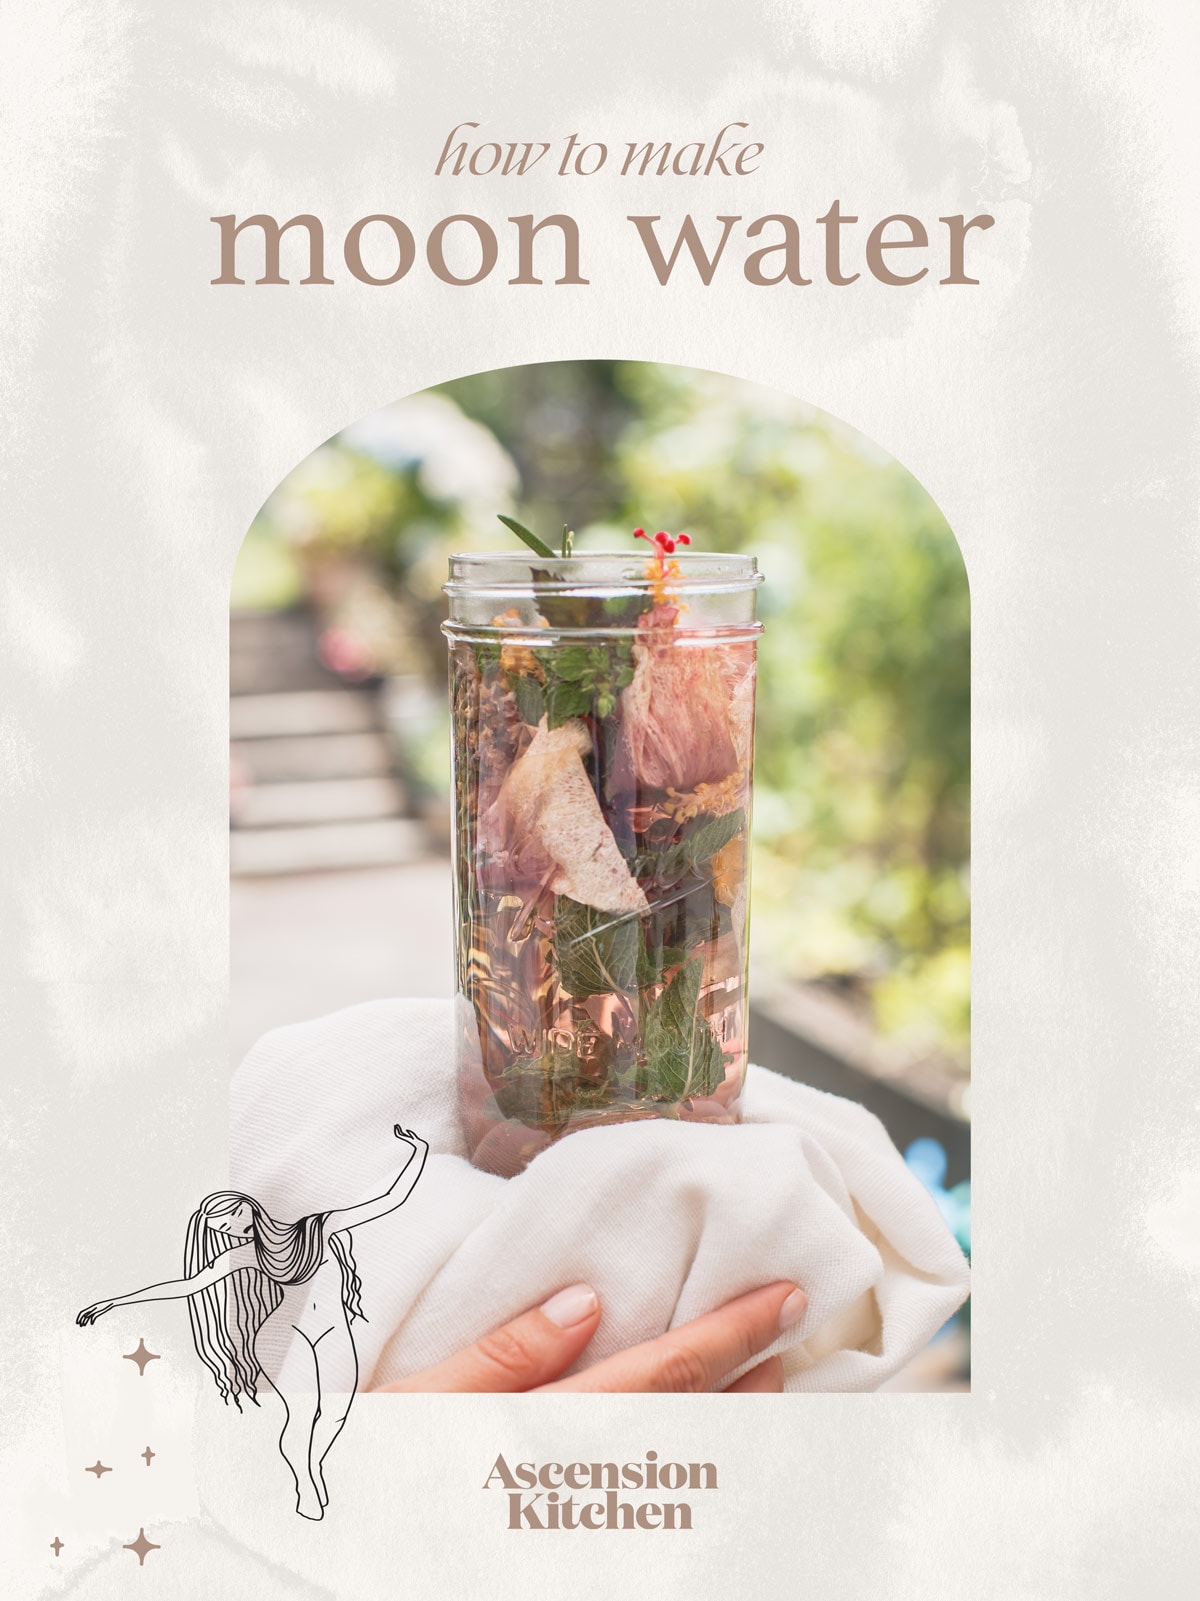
616 612 752 794
484 720 648 914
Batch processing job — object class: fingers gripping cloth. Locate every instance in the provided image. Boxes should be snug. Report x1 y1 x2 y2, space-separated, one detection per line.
229 998 969 1392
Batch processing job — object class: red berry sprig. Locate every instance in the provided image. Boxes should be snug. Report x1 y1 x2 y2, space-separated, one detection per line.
634 528 692 556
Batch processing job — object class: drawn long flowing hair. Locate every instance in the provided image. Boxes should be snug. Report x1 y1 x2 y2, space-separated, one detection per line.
183 1192 365 1407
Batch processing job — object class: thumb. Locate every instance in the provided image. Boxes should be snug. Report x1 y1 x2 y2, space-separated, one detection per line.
375 1284 601 1393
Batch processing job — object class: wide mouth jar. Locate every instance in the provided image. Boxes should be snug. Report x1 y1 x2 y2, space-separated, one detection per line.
443 549 763 1176
443 551 763 636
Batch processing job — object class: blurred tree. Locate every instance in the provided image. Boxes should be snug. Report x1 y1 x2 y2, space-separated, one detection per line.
440 361 633 534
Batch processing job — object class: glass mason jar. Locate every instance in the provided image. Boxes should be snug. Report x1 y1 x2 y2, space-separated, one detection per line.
443 550 763 1175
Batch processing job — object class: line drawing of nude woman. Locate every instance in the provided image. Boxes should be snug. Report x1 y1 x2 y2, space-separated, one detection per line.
76 1123 428 1521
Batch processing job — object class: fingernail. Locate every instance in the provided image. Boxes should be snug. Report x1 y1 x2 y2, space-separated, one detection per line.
541 1283 599 1328
778 1287 807 1332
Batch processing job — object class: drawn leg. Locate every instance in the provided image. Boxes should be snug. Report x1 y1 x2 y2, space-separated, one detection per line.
266 1328 325 1520
309 1319 359 1509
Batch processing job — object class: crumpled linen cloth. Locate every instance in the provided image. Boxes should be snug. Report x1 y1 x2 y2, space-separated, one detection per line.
230 998 969 1393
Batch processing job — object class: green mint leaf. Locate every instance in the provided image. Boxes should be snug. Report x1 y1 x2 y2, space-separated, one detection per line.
648 953 703 1038
550 647 594 682
642 957 725 1100
634 846 676 880
512 674 545 726
683 807 745 868
602 593 650 625
553 896 640 998
491 1045 610 1132
633 810 744 895
497 514 557 560
634 839 690 883
636 931 688 987
534 637 638 728
544 680 592 728
473 640 503 676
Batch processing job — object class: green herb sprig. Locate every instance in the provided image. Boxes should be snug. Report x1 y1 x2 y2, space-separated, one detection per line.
641 958 726 1100
533 642 634 726
633 807 745 883
497 515 556 560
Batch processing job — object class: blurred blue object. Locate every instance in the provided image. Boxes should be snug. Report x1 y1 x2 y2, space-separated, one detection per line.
905 1136 948 1191
905 1138 971 1258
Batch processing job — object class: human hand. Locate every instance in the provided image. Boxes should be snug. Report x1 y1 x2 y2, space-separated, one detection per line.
375 1280 805 1394
393 1125 428 1155
76 1300 117 1326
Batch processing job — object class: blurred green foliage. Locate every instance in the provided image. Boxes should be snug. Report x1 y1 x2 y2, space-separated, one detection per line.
609 366 969 1060
234 361 969 1065
232 446 461 611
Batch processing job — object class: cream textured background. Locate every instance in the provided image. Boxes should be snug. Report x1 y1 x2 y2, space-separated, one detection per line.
3 0 1200 1595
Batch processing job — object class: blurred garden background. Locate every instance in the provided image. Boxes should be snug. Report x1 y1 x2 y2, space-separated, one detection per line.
230 360 970 1387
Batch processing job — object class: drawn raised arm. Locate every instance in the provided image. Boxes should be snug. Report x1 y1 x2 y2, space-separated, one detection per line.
75 1243 259 1325
324 1125 429 1235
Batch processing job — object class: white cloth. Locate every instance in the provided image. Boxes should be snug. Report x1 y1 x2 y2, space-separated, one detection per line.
229 998 969 1392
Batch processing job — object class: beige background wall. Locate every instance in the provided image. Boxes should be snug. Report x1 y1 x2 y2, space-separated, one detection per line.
3 1 1199 1594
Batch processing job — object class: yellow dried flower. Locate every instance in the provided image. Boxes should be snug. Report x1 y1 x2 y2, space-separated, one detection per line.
663 773 743 823
710 834 746 908
492 609 546 679
645 554 682 608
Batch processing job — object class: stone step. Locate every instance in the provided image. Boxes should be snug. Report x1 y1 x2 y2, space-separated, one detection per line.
233 776 406 829
230 818 429 877
230 610 346 696
230 651 346 696
230 689 381 740
231 730 395 784
230 610 317 651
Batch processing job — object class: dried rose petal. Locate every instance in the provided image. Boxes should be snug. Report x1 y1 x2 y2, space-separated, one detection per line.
484 720 649 915
614 608 747 794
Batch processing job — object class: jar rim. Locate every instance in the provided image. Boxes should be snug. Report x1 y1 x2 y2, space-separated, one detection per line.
447 548 757 563
445 549 762 596
442 619 764 643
